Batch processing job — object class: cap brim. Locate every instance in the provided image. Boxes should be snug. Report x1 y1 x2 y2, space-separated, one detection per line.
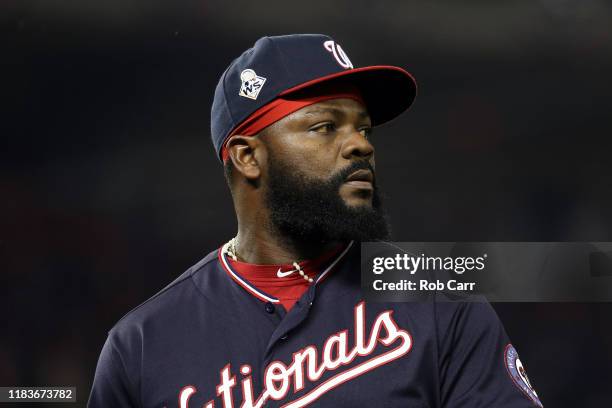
279 65 417 126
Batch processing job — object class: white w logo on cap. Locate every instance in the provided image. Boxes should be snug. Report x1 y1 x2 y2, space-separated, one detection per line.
323 40 354 69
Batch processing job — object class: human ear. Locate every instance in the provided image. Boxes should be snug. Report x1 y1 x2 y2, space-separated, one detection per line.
226 135 262 181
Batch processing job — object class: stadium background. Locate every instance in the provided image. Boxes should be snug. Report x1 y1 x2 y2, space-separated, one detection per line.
2 1 612 406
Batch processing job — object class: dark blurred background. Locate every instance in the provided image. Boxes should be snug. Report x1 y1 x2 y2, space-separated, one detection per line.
2 0 612 406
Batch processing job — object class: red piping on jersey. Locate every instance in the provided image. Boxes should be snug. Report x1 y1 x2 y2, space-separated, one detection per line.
218 246 279 303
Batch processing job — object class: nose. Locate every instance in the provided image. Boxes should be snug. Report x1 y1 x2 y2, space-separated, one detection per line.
340 128 375 160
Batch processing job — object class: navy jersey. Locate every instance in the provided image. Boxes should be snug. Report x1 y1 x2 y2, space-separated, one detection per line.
88 242 543 408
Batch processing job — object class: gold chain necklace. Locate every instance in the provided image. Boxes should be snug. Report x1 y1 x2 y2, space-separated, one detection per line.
225 237 313 282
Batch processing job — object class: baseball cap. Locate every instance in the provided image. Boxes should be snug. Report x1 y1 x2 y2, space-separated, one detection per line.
210 34 417 161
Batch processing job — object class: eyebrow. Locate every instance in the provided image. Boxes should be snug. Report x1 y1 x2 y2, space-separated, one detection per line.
303 106 370 120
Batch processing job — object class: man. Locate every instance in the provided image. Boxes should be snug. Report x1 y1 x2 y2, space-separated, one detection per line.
89 34 543 407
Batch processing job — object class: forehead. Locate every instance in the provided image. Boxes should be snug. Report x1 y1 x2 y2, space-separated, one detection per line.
298 97 368 118
273 98 370 128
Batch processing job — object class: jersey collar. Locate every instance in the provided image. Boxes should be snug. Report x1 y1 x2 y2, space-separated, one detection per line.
217 241 354 303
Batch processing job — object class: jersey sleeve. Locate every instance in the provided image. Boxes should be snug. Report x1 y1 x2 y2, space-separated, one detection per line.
436 301 543 408
88 333 140 408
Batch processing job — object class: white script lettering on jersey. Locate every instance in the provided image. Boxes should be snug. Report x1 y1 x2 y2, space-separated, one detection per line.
177 301 412 408
323 40 354 69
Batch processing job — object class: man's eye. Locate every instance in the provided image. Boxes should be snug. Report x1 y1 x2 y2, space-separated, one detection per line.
310 123 336 133
360 127 373 139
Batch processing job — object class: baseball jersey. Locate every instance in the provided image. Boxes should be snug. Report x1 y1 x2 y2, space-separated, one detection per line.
88 241 543 408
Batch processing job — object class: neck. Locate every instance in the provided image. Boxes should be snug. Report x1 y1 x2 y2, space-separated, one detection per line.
232 226 342 265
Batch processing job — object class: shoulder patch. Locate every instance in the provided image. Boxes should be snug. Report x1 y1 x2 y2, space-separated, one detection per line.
504 344 543 407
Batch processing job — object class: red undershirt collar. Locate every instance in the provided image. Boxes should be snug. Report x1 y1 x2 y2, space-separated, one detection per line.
218 241 354 311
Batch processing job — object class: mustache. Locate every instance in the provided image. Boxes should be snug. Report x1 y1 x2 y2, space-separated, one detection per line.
331 160 376 186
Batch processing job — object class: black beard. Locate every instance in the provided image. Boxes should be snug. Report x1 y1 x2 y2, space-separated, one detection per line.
265 154 390 245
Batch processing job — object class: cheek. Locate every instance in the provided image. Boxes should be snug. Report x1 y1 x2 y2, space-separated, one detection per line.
275 137 338 179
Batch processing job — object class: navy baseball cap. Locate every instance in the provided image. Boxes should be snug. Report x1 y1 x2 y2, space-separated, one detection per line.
210 34 417 161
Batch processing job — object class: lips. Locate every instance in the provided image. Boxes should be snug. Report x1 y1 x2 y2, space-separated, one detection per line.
344 169 374 189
